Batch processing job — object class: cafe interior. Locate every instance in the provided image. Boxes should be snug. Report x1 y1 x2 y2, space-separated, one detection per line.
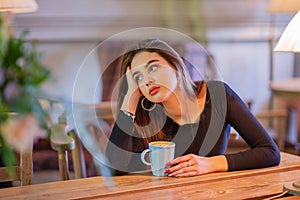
0 0 300 199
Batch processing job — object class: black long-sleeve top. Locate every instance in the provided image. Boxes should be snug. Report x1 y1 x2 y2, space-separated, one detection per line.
106 81 280 174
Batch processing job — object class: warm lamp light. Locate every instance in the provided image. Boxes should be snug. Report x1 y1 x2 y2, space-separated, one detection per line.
268 0 300 13
0 0 38 14
266 0 300 112
271 1 300 195
274 11 300 52
0 0 38 35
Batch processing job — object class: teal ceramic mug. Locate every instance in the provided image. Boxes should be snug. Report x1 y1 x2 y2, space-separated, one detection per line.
141 141 175 176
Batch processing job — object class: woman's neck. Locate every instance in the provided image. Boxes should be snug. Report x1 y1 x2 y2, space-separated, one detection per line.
163 85 206 125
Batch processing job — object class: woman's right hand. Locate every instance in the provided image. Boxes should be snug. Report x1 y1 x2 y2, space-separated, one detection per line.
120 67 142 114
125 67 142 99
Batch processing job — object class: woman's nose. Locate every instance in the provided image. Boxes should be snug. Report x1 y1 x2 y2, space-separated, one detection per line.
144 76 154 87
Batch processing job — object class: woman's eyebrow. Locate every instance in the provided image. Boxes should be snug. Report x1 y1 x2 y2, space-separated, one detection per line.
145 59 159 68
132 59 159 77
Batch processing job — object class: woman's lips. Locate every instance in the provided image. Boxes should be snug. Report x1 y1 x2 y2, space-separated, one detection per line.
149 86 160 96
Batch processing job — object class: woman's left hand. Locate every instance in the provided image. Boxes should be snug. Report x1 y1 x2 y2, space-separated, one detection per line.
165 154 225 177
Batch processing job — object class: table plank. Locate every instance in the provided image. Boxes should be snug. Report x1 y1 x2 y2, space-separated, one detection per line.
0 152 299 200
81 170 300 200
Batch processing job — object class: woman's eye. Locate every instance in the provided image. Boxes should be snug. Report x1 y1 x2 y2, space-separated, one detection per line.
149 65 158 72
134 74 143 83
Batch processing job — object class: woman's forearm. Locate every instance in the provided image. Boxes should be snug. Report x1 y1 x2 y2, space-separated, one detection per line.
121 94 140 114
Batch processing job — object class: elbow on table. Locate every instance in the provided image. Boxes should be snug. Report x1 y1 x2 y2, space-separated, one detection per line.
270 147 281 167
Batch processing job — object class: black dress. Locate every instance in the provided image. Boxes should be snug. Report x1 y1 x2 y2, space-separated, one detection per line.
106 81 280 175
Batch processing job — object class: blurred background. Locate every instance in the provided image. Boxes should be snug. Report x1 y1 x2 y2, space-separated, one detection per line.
12 0 297 112
4 0 299 184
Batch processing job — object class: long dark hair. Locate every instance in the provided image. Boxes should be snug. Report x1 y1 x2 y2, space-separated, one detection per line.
118 38 203 146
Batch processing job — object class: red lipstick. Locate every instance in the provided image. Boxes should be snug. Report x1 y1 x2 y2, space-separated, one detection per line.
149 86 160 96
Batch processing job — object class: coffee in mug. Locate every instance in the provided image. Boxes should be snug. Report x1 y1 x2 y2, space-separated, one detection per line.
141 141 175 176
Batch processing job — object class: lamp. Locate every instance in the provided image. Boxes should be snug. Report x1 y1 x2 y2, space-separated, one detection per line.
0 0 38 13
0 0 38 36
266 0 300 131
265 1 299 137
268 0 300 13
267 0 300 80
272 3 300 195
274 11 300 52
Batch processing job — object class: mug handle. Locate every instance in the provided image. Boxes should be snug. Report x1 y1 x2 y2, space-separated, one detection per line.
141 149 151 166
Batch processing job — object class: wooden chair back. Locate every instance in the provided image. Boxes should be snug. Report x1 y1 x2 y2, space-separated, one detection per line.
0 141 33 186
50 123 86 180
50 101 115 180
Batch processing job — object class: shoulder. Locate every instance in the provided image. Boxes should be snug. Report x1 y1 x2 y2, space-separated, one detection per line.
194 80 237 100
204 80 231 94
194 80 230 91
205 80 237 96
205 81 245 109
205 80 229 88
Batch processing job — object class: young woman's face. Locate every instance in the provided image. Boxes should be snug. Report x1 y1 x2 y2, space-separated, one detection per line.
131 52 178 103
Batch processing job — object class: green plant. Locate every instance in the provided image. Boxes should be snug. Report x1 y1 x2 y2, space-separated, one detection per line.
0 14 50 176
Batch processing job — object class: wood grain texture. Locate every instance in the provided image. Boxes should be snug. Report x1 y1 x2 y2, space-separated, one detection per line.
0 141 32 186
0 152 299 200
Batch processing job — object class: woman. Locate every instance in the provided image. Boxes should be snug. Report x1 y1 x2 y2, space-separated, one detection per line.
106 38 280 177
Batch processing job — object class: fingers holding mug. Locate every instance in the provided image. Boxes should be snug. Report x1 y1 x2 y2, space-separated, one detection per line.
165 154 195 177
165 155 192 177
166 154 192 166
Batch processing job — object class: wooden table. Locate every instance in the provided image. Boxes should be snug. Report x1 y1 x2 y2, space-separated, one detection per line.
0 152 299 200
270 78 300 99
270 78 300 151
